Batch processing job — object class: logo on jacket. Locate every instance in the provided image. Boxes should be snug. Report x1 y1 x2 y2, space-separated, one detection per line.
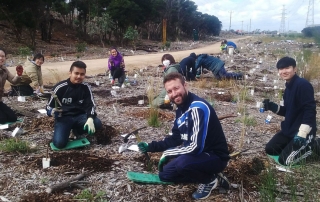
181 133 188 140
79 99 84 104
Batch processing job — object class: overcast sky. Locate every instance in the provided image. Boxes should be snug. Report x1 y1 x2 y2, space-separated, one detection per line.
192 0 320 32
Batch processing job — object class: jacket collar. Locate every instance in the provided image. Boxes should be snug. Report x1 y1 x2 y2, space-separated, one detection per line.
285 74 299 88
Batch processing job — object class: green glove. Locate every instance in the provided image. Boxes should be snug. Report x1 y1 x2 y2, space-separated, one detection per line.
158 154 169 172
137 142 148 153
263 99 279 113
83 117 95 135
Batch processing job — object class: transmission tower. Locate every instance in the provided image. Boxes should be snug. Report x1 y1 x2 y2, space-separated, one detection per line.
305 0 314 27
279 5 286 33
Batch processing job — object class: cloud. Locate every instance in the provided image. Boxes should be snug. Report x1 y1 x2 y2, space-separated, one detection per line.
192 0 320 32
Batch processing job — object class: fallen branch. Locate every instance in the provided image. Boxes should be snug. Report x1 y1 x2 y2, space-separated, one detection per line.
46 172 89 194
218 114 238 120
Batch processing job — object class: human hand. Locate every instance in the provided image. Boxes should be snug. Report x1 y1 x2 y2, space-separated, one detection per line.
262 99 279 113
137 142 149 153
294 124 312 145
16 65 23 76
84 117 95 135
48 108 63 118
158 154 169 172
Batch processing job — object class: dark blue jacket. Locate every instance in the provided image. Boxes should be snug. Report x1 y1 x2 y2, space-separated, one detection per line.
277 74 317 137
148 92 230 161
46 78 97 118
226 41 237 49
195 54 225 76
180 53 197 75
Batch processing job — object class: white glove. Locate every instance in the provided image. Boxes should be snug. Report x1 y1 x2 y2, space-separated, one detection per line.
84 117 95 135
49 108 62 117
297 124 312 138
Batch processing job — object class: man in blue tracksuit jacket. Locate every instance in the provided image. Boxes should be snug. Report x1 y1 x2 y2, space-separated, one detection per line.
138 72 230 200
264 57 317 166
195 54 242 80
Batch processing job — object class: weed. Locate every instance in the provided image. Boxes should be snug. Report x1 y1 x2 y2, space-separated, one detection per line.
0 138 35 153
74 189 106 202
259 168 278 202
148 108 160 127
76 42 87 53
235 116 257 126
18 46 31 57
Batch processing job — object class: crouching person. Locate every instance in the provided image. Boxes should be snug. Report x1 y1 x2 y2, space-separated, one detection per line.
264 57 317 166
138 72 230 200
46 61 102 149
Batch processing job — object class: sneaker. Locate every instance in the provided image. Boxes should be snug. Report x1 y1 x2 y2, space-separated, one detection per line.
192 176 218 199
110 79 115 85
217 172 230 190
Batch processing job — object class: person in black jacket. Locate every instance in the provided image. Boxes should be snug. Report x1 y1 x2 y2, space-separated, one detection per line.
46 61 102 149
179 53 197 81
264 57 317 165
138 72 230 200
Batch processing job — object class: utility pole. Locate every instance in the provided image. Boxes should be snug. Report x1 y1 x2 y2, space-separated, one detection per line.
279 5 286 34
229 11 232 31
249 19 251 33
241 21 243 32
305 0 314 27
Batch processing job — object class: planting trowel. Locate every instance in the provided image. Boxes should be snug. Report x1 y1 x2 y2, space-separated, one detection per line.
11 117 25 137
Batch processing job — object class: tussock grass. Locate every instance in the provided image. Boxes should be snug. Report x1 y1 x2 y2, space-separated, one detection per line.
0 138 35 153
146 77 161 127
47 68 63 83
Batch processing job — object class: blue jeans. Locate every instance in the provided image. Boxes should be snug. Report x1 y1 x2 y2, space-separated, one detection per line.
215 66 242 80
159 152 228 184
52 114 102 148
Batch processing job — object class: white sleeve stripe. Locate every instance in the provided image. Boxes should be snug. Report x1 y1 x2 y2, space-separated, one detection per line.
84 82 96 115
163 108 201 156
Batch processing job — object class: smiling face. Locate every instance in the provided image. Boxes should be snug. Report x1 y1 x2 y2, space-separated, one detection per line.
34 58 44 66
0 50 6 67
164 78 188 105
278 66 296 82
110 49 118 57
69 66 86 84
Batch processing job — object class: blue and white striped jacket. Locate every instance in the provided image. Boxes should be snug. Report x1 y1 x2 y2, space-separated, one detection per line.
148 92 230 161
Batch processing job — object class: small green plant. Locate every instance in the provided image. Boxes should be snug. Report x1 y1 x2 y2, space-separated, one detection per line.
124 26 139 50
0 138 35 153
148 108 160 127
74 189 106 202
18 46 31 57
164 41 171 48
76 42 87 53
236 116 257 126
259 168 278 202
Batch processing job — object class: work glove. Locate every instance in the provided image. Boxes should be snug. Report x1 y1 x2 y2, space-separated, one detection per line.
16 65 23 76
158 154 169 172
137 142 149 153
35 86 44 94
84 117 95 135
294 124 312 145
262 99 279 113
47 108 63 118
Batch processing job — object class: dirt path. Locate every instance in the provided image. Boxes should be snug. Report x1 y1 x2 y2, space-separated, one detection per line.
5 37 249 89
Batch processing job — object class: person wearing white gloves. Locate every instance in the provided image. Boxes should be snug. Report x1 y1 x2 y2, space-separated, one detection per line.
10 53 45 96
46 61 102 149
264 57 317 166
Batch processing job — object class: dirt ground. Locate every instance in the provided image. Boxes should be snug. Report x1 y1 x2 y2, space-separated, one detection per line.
4 37 249 89
1 36 320 202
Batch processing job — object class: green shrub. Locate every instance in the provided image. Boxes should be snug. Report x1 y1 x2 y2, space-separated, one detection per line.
76 42 87 53
0 138 35 153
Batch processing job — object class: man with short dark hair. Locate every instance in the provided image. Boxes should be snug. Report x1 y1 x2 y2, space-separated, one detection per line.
264 56 317 165
138 72 230 200
46 61 102 149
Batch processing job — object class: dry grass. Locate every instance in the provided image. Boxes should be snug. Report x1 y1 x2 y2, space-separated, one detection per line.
47 68 62 84
304 52 320 87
